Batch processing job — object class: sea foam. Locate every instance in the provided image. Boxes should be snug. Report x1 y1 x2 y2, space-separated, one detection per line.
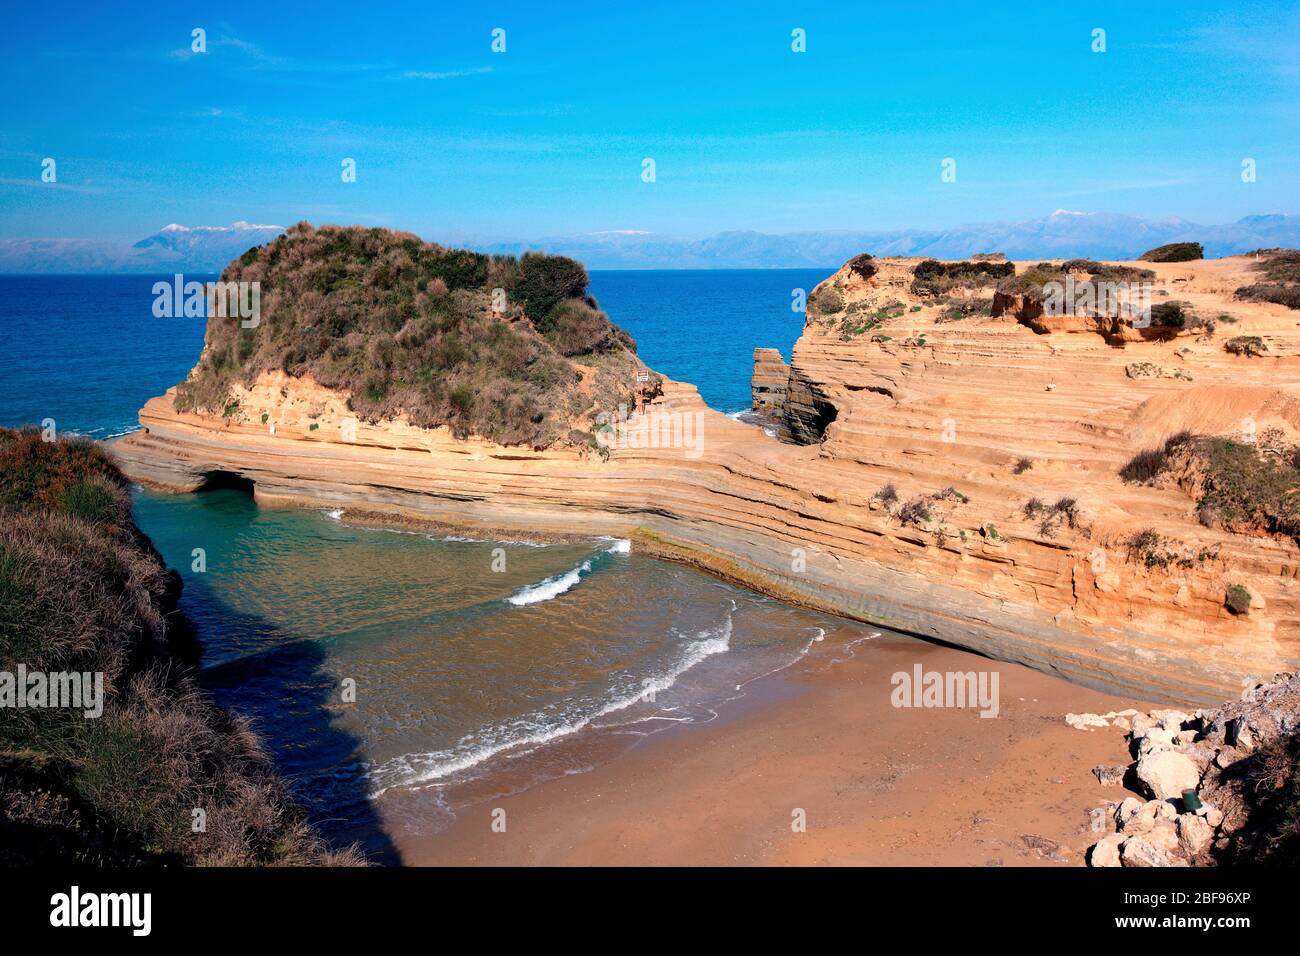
368 613 733 795
503 539 631 606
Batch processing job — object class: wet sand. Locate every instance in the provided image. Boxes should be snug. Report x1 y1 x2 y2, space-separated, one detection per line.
397 629 1149 866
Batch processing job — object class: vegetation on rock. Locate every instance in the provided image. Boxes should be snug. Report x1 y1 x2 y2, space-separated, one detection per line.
1122 431 1300 543
1225 335 1268 357
175 224 641 449
846 254 877 280
809 284 845 315
911 259 1014 296
1138 242 1204 262
1235 249 1300 311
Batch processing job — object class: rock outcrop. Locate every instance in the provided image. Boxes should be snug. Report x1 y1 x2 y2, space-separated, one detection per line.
114 252 1300 706
1080 671 1300 866
751 348 789 412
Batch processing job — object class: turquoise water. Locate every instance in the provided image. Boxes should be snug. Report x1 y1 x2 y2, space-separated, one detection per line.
0 269 859 861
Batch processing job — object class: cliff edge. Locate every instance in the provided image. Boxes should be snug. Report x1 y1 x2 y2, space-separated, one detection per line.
114 236 1300 706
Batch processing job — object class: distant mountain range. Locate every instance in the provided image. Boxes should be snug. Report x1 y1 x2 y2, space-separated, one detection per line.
472 212 1300 269
3 212 1298 274
0 222 284 275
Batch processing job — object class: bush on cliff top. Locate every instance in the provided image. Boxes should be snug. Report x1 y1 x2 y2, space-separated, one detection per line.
846 254 877 280
1235 249 1300 311
1139 242 1204 262
0 427 362 866
911 259 1014 296
175 223 639 448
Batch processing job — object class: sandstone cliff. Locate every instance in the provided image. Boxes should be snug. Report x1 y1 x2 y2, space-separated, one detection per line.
114 249 1300 706
751 347 789 412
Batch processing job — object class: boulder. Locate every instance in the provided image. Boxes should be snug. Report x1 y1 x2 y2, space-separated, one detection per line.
1121 824 1188 867
1136 727 1178 755
1092 764 1127 786
1089 833 1124 868
1135 749 1201 801
1066 712 1110 731
1115 797 1145 831
1130 713 1156 734
1154 712 1190 733
1177 814 1213 857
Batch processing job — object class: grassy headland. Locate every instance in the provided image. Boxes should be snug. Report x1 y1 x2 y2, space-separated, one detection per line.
175 223 644 449
0 427 361 865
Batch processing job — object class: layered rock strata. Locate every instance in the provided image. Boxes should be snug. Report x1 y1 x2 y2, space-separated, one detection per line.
115 255 1300 706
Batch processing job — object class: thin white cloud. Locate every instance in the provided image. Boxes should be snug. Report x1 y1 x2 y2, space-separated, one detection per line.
402 67 493 81
0 177 108 195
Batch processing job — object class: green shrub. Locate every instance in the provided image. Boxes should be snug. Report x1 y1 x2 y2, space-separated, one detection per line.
1226 584 1252 615
810 285 845 315
1138 242 1204 262
898 498 932 525
1239 730 1300 863
1235 284 1300 310
1127 529 1171 568
58 479 120 526
172 224 640 449
1225 335 1268 357
1149 301 1189 328
846 254 877 280
912 259 1013 296
514 252 590 327
0 430 364 866
1120 431 1193 483
544 298 631 356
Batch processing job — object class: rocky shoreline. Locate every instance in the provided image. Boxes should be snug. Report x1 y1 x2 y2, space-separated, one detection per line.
1073 670 1300 866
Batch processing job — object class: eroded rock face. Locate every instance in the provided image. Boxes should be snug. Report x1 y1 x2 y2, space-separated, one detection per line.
783 367 839 443
751 348 789 412
115 253 1300 705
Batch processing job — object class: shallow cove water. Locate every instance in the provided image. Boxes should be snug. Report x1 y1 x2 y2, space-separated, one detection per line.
3 269 881 860
132 488 877 858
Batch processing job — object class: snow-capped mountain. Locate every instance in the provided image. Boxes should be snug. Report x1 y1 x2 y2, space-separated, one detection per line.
0 221 284 274
128 221 284 267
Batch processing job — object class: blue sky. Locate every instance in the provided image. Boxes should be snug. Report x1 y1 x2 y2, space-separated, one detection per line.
1 0 1297 242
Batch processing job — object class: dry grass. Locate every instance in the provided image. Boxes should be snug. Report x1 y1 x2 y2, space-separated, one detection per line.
0 428 364 866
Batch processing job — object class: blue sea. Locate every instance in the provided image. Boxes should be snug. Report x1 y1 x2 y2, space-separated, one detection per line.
0 268 864 862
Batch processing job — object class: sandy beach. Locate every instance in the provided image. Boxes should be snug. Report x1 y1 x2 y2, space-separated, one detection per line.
398 628 1148 866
